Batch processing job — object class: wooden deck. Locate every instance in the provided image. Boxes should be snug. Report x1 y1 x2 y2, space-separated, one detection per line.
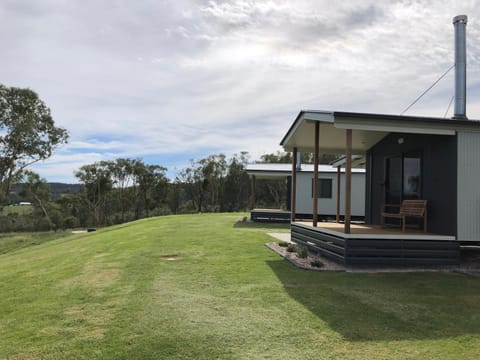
295 221 454 238
250 209 291 222
291 222 459 266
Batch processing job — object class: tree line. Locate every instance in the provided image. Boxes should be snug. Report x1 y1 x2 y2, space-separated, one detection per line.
0 83 333 232
0 151 304 231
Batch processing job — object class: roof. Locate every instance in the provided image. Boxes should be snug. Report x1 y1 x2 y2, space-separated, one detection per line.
245 163 365 178
329 155 366 168
280 110 480 153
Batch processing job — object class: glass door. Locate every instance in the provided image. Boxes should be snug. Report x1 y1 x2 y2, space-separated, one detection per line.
403 156 421 199
386 156 402 204
385 153 422 204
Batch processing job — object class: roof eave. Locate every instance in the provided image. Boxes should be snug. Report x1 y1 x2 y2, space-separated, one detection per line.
279 110 334 148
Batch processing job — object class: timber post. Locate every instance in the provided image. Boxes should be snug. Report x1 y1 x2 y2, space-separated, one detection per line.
291 147 297 221
344 129 352 234
313 122 319 227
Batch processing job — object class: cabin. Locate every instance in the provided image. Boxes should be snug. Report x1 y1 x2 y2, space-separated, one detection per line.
281 110 480 266
278 15 477 266
246 163 365 222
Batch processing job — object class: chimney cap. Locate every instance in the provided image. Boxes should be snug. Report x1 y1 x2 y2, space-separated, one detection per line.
453 15 468 24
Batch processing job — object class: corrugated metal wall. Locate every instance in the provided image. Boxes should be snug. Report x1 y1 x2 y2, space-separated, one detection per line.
457 131 480 241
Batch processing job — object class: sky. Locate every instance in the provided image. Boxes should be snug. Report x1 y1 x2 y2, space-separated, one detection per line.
2 0 480 183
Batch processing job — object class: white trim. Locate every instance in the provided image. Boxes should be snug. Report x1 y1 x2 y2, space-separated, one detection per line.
282 119 304 147
301 112 335 122
334 122 456 136
281 112 334 148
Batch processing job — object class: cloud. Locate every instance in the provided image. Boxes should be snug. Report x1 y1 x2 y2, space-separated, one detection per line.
2 0 480 183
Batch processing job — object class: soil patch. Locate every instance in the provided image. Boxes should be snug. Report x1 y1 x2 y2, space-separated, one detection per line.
160 254 179 261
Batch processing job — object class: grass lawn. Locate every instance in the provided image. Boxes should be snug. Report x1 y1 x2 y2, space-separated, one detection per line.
0 231 72 255
0 213 479 359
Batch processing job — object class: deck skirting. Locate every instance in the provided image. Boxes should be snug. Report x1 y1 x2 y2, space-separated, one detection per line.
250 209 291 222
291 223 460 266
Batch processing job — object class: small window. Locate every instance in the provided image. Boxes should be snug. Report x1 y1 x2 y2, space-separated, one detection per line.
312 179 333 198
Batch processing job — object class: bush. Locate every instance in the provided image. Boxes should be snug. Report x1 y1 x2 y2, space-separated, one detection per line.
296 245 308 259
36 217 54 231
310 259 324 268
286 243 297 252
63 216 79 229
278 241 289 247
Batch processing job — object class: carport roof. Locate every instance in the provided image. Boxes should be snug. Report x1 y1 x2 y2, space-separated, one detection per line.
280 110 480 153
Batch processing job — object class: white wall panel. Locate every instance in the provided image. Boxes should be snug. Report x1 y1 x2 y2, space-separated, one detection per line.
457 131 480 241
295 172 365 216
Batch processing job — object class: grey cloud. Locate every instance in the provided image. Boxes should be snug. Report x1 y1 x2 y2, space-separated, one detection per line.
2 0 480 182
196 1 387 48
345 4 383 28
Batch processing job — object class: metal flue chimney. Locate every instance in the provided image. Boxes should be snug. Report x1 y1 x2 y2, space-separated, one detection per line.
296 151 302 171
452 15 468 120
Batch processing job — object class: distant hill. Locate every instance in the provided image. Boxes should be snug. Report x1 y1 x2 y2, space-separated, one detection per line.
49 183 83 199
10 183 83 201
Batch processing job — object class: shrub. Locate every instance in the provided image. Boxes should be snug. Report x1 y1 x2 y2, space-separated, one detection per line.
63 216 79 229
278 241 289 247
310 260 324 268
296 245 308 259
286 243 297 252
36 217 54 231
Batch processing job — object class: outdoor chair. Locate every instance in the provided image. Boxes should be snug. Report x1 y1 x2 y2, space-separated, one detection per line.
380 200 428 232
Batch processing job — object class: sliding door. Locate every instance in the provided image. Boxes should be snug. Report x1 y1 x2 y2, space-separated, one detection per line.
385 153 421 204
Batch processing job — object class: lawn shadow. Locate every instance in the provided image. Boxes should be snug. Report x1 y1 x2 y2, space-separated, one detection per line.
233 220 290 231
267 259 480 341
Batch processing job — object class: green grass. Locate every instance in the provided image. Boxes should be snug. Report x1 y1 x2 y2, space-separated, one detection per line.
1 204 33 216
0 231 72 255
0 213 479 359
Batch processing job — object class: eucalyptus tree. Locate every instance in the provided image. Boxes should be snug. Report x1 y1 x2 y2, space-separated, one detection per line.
20 171 52 224
199 154 227 212
0 84 68 204
75 161 113 226
222 152 250 211
109 158 138 222
133 162 168 218
178 154 227 213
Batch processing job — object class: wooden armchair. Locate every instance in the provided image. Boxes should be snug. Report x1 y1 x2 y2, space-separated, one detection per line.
380 200 428 232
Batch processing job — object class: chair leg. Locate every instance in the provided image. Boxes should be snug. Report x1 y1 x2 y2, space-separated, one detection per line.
402 216 406 232
423 215 427 233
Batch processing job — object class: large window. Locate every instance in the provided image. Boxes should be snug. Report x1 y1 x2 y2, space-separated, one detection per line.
312 178 333 198
403 157 421 199
386 153 421 204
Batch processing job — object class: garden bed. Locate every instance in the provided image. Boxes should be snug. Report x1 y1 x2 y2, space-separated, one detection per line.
266 240 480 275
265 242 345 272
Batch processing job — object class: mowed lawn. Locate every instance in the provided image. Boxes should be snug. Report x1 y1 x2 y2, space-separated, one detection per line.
0 214 480 359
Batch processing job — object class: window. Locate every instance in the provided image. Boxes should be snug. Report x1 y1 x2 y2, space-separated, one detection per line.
385 153 421 203
312 178 333 198
403 157 421 199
